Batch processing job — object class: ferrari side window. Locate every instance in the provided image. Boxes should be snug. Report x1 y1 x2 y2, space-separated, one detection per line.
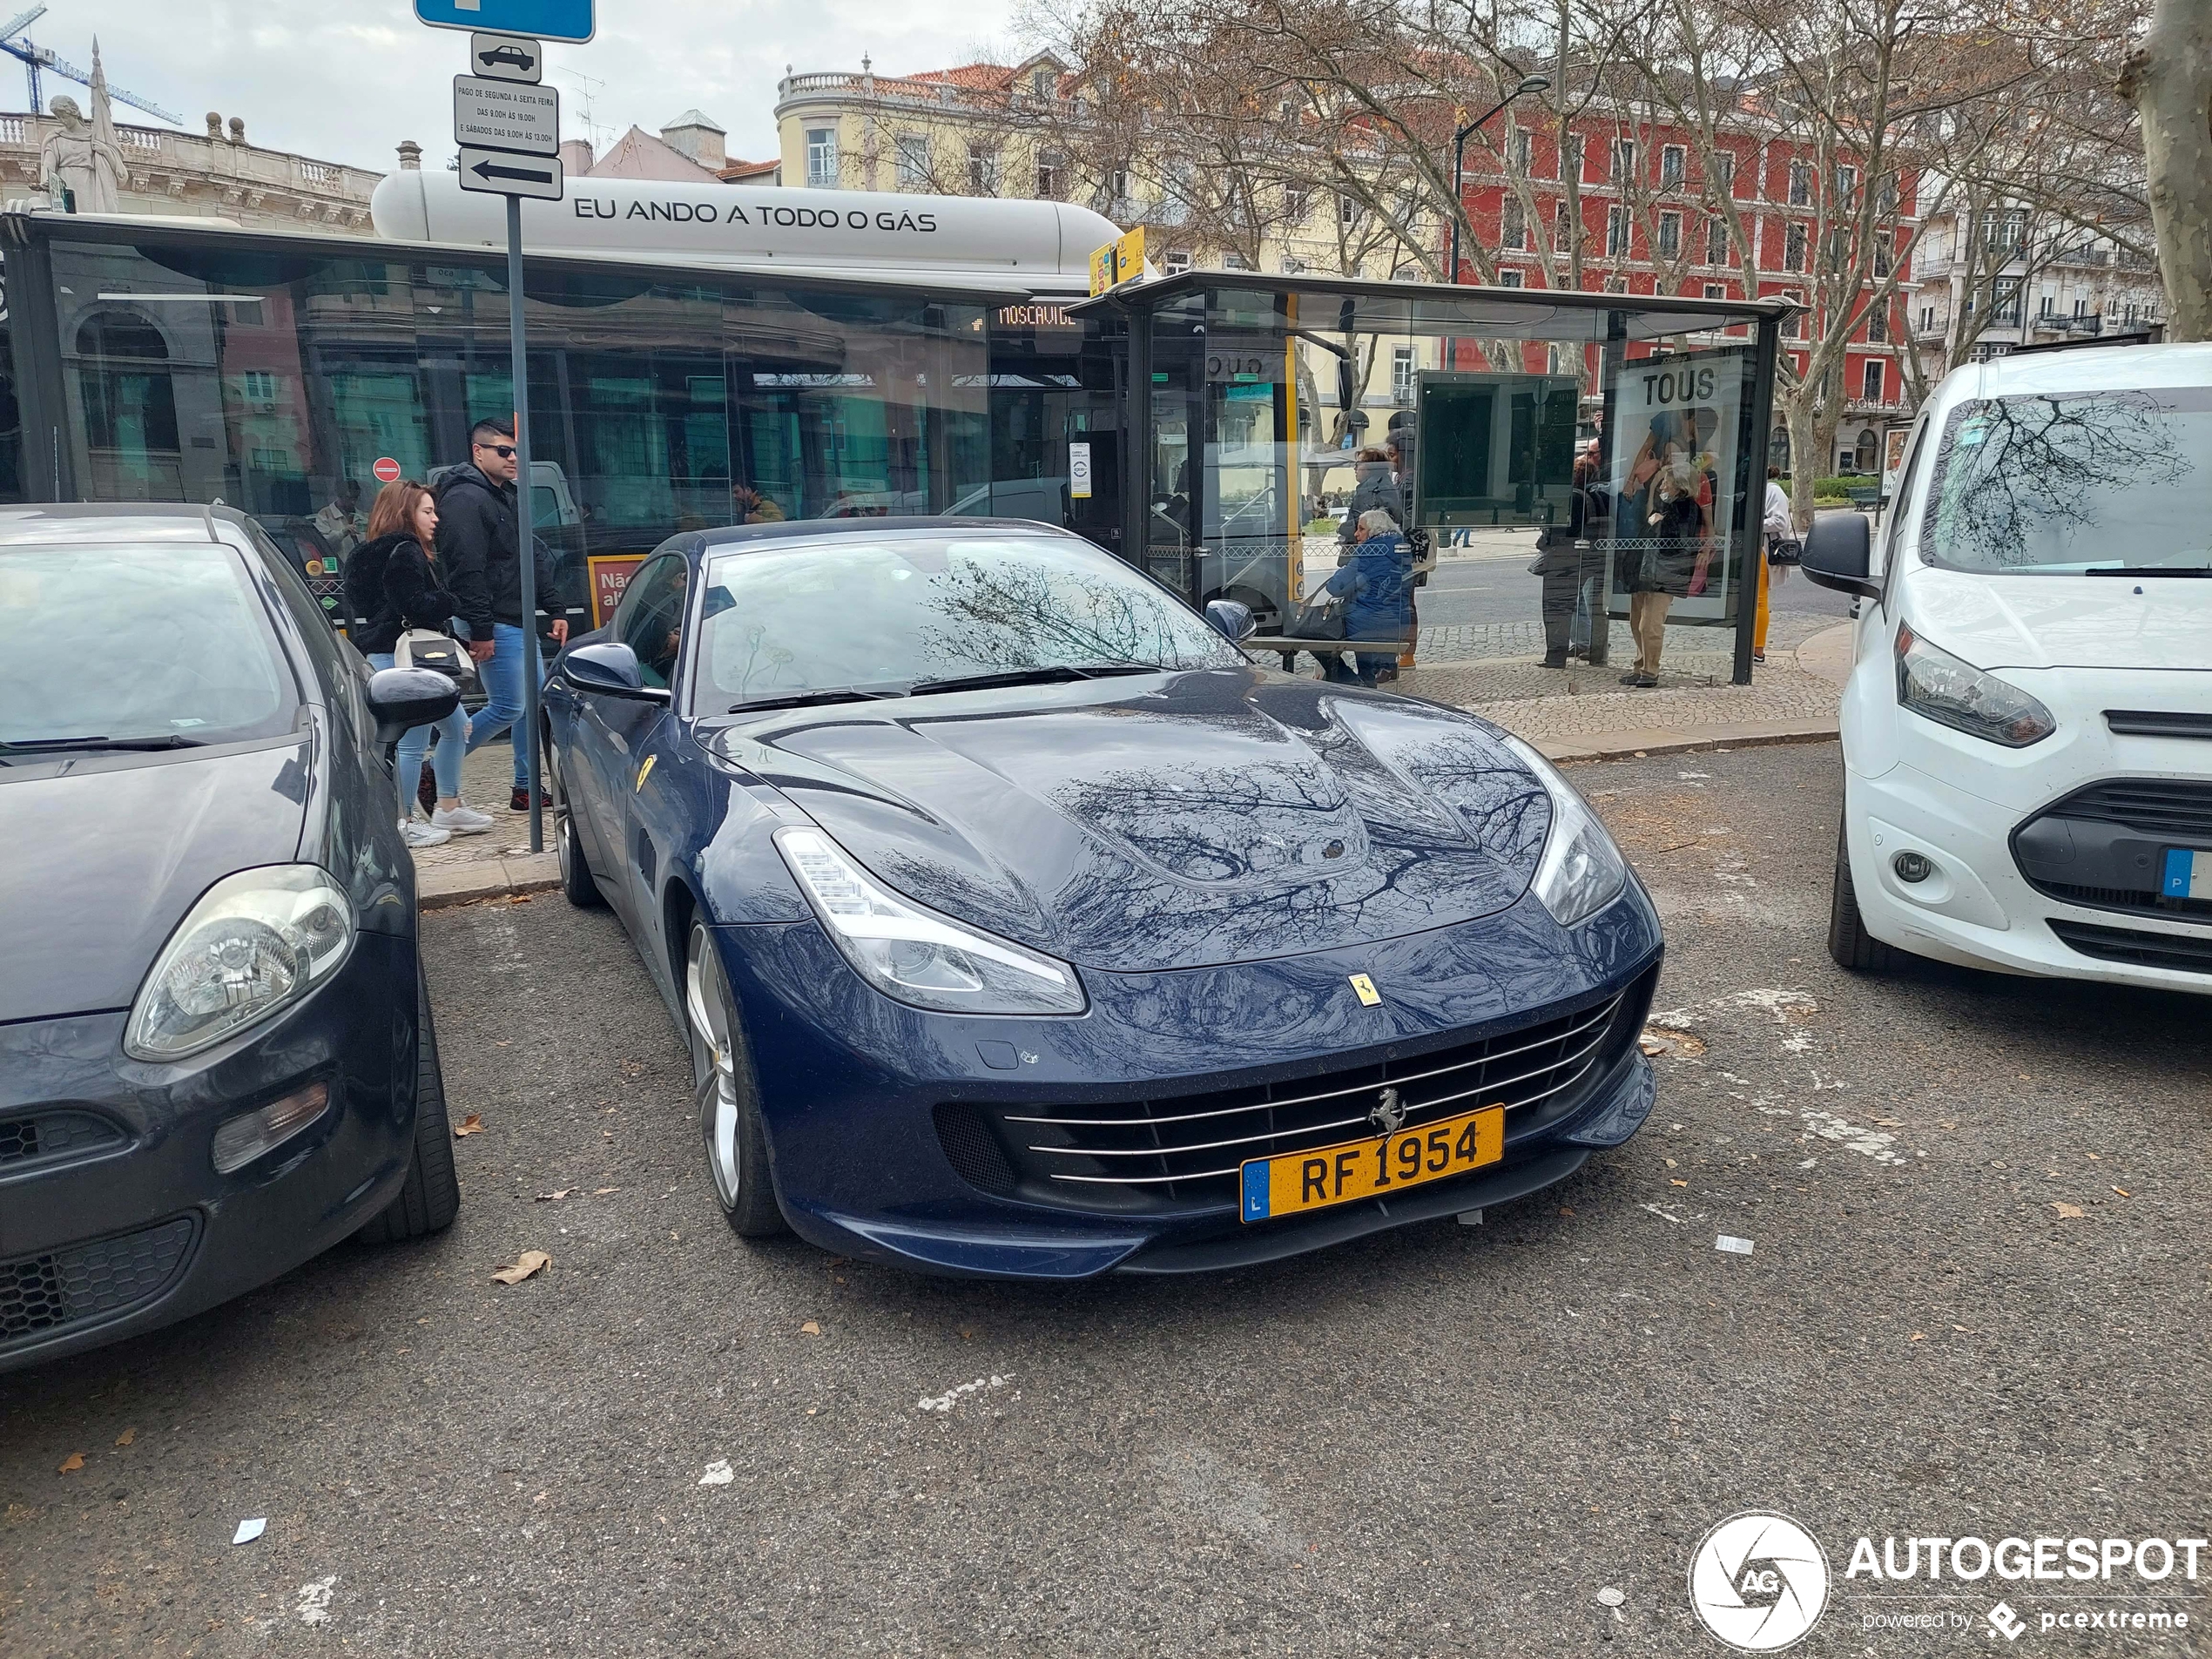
613 556 689 690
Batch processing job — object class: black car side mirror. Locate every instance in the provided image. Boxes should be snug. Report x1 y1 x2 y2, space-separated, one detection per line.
365 666 461 746
1800 509 1882 601
1204 598 1258 643
560 641 671 703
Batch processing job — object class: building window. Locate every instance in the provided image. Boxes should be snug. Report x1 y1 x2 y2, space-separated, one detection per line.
1602 275 1629 294
1784 222 1807 272
805 127 838 190
1502 197 1527 251
2040 288 2055 317
1788 160 1811 206
1495 267 1524 287
1163 248 1192 275
1919 304 1935 334
1606 205 1629 257
1280 255 1307 275
1283 186 1307 223
1031 67 1053 97
894 133 930 190
1611 138 1635 181
968 144 1001 194
1338 192 1363 231
1862 360 1885 402
1656 211 1681 258
1703 282 1726 299
1554 199 1575 253
1781 291 1804 338
1106 167 1131 206
1392 345 1417 407
1511 127 1533 175
239 370 279 405
1873 241 1892 279
1706 216 1729 266
1835 165 1858 208
1875 175 1897 215
1222 250 1255 272
1660 145 1685 187
1710 152 1735 196
1866 306 1888 343
1035 151 1064 199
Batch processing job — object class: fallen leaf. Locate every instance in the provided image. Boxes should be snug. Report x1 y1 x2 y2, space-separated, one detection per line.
1908 1332 1925 1342
535 1189 574 1202
490 1250 552 1285
1669 1178 1689 1187
1558 1206 1575 1217
2086 1152 2101 1161
2112 1186 2131 1197
805 1406 819 1416
114 1428 135 1447
593 1186 617 1195
799 1320 821 1336
454 1114 483 1138
2053 1203 2084 1219
57 1453 84 1474
1663 1157 1678 1168
1952 1325 1976 1333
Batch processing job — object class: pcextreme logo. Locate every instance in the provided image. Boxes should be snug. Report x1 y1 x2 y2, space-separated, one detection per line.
1689 1512 1831 1651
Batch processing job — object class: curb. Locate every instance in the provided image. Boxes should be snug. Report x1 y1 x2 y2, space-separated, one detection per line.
1535 718 1839 765
417 852 562 911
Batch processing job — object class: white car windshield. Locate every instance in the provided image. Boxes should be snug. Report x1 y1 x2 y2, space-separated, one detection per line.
692 533 1243 712
0 543 295 747
1920 389 2212 576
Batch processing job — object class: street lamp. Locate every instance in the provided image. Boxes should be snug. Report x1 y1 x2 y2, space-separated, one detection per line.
1448 73 1551 285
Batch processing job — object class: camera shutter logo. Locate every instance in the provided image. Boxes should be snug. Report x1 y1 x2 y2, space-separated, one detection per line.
1687 1512 1830 1651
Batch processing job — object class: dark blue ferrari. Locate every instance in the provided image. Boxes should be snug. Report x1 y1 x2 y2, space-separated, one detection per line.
543 520 1662 1278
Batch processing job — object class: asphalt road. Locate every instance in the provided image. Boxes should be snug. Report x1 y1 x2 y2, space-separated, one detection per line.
4 742 2207 1657
1418 541 1854 631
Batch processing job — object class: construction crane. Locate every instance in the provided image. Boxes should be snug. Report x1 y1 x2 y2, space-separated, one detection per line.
0 6 180 125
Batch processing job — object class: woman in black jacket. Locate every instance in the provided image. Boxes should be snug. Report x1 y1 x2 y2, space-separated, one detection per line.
347 481 491 845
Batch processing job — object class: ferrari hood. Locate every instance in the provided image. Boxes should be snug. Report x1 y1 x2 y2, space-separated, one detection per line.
720 668 1551 973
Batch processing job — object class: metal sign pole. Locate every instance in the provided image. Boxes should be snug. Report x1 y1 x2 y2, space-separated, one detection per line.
507 192 543 853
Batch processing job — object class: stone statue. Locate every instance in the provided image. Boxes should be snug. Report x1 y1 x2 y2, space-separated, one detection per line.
39 43 126 214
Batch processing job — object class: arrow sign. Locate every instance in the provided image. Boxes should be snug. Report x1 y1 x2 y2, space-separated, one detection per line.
456 145 564 200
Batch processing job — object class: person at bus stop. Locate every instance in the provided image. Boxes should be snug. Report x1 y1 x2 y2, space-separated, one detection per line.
732 482 786 524
1565 441 1610 660
1336 448 1403 559
1618 410 1710 688
1536 448 1605 668
1318 508 1414 686
436 416 568 813
346 479 491 847
1757 463 1793 664
313 479 366 558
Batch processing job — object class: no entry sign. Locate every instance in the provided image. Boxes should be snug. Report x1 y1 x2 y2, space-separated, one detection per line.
373 457 402 483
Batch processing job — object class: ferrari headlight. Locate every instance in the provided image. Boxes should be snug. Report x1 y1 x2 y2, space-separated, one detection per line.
773 826 1086 1015
1894 620 2054 746
125 867 355 1062
1501 734 1629 927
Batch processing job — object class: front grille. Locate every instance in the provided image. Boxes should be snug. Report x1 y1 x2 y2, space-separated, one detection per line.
0 1109 126 1169
2035 881 2212 921
2050 919 2212 975
2046 779 2212 841
939 981 1644 1212
2106 711 2212 741
0 1217 197 1347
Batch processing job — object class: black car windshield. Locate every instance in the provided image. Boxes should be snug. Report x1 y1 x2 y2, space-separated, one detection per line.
1920 389 2212 575
693 533 1244 711
0 542 296 746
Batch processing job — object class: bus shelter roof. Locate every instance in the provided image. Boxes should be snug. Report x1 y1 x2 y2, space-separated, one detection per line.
1068 269 1797 341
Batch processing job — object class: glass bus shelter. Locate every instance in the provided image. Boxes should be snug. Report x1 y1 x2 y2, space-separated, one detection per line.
1070 273 1791 685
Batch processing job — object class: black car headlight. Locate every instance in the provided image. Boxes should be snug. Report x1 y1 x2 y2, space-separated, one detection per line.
1501 734 1629 927
125 867 356 1062
773 826 1087 1016
1893 620 2054 746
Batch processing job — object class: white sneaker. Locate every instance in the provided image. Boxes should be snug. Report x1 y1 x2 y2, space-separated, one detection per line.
401 818 451 848
432 803 496 834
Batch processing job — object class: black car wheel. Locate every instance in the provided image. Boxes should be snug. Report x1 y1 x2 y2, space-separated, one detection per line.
356 962 462 1243
1827 816 1896 973
684 921 786 1237
550 744 603 909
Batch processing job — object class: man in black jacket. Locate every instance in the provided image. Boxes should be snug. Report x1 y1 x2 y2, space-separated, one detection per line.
436 416 567 811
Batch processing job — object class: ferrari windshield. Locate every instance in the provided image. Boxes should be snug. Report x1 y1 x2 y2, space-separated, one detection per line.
1920 389 2212 575
693 533 1243 711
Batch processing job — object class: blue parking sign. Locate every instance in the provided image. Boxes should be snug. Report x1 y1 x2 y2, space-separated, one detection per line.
415 0 594 44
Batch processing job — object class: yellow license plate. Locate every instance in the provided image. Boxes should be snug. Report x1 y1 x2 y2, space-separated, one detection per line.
1239 1103 1505 1223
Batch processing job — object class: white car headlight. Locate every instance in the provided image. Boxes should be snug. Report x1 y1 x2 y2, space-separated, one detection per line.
1501 734 1629 927
125 867 356 1062
773 826 1086 1016
1893 620 2055 746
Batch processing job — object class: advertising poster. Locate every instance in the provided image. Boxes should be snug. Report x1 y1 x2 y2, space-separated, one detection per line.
1605 346 1751 625
587 553 647 628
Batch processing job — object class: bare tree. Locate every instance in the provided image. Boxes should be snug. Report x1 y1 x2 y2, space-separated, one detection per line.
2120 0 2210 339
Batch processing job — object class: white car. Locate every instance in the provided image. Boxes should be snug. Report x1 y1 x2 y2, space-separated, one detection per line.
1803 339 2212 993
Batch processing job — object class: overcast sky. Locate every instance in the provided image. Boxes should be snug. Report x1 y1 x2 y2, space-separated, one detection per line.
26 1 1019 172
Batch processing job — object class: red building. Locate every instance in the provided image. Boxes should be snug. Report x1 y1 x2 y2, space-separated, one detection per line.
1453 105 1917 472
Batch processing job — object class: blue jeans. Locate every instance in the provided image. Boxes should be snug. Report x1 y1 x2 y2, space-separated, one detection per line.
465 622 536 788
369 652 466 815
1568 571 1604 652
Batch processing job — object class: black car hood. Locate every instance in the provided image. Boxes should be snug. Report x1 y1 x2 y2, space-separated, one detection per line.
726 668 1550 973
0 739 309 1022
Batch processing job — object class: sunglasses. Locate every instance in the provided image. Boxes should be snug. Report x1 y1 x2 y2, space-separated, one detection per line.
479 443 517 459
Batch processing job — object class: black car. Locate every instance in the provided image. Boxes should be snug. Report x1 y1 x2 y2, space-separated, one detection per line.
0 504 466 1370
478 44 536 71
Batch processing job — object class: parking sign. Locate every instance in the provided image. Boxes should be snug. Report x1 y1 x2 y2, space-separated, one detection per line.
415 0 593 44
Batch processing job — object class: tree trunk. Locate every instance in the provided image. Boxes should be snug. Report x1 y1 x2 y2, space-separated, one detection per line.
2121 0 2212 341
1784 397 1820 527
